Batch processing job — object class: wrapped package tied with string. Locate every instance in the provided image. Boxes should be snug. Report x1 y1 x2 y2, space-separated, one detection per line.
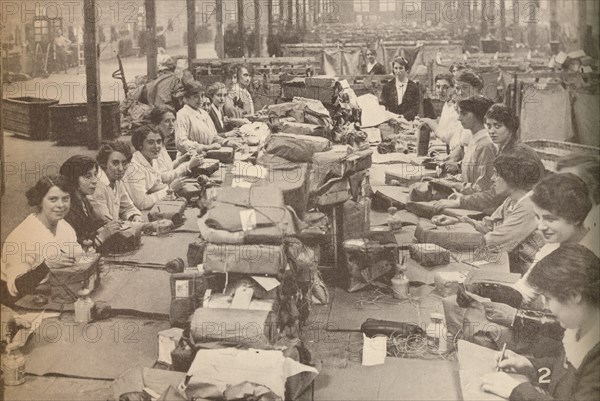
148 198 188 226
201 185 298 244
263 133 331 163
169 270 223 328
343 231 398 293
310 144 373 192
203 243 286 275
190 308 278 349
46 253 101 302
251 161 310 219
414 220 484 252
408 243 451 268
281 121 326 137
206 147 235 164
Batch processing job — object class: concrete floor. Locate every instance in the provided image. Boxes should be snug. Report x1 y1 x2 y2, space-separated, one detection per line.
1 44 216 242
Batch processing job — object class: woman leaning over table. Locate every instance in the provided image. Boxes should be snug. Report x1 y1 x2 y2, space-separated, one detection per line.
481 244 600 401
433 153 545 274
123 124 203 210
1 175 83 306
60 155 122 248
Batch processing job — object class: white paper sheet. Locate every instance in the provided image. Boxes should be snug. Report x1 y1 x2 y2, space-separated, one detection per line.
251 276 281 292
361 333 387 366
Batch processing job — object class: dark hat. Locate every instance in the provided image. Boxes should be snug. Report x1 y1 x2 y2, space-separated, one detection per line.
184 81 203 96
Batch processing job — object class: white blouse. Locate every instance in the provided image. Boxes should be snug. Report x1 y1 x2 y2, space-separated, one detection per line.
1 214 82 296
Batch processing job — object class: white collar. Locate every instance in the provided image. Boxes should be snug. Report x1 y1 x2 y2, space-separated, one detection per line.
563 316 600 369
132 151 157 170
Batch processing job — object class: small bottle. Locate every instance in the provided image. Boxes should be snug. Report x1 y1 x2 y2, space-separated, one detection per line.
74 289 93 323
387 207 402 233
2 342 26 386
391 259 409 300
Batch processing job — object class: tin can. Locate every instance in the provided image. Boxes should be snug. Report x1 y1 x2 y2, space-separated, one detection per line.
2 343 26 386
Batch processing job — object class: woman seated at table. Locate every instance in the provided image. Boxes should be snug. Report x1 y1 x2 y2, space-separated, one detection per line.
60 155 122 248
124 124 203 210
1 175 83 306
433 153 544 274
175 81 239 156
149 105 178 159
480 244 600 401
434 103 544 215
448 173 593 356
436 96 497 195
89 140 143 224
206 82 245 138
379 56 420 121
149 105 205 170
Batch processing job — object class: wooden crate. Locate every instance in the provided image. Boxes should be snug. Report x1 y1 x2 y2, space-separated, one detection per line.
3 97 59 139
49 101 121 146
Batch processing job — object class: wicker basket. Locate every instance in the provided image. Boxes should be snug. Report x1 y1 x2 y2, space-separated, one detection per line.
524 140 600 172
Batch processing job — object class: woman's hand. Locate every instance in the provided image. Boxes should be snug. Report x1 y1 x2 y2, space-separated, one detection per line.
225 139 242 149
45 253 76 269
187 154 204 170
431 214 460 226
483 302 518 326
206 143 221 151
480 372 527 399
131 215 143 223
433 199 460 213
495 349 535 376
169 177 185 193
224 128 241 138
460 216 489 234
148 181 168 194
96 221 122 244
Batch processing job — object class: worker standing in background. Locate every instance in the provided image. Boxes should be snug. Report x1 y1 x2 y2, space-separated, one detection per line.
53 28 72 74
